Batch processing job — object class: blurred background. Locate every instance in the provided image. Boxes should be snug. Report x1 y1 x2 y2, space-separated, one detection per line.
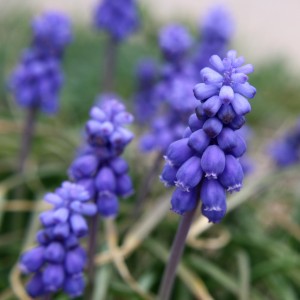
2 0 300 71
0 0 300 299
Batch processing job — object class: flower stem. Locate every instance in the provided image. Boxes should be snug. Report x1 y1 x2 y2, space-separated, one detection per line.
85 213 100 300
134 152 163 217
102 36 118 92
17 107 38 177
157 206 197 300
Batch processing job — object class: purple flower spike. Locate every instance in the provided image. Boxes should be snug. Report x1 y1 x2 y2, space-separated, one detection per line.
159 24 193 62
94 0 140 41
32 11 72 57
269 119 300 167
194 5 234 72
161 50 256 223
9 49 63 114
19 181 96 298
70 96 134 220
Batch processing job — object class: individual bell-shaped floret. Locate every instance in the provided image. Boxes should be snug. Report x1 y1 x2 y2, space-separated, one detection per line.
42 264 65 292
160 164 178 187
20 246 45 273
165 138 195 166
188 128 211 154
26 272 45 298
219 155 244 192
97 191 119 217
201 145 225 179
175 156 203 191
44 242 65 263
200 179 226 223
63 274 85 298
171 188 198 215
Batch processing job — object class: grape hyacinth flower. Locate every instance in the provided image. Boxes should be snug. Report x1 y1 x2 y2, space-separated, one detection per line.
10 12 71 179
10 49 63 114
161 50 256 223
159 24 193 63
158 50 256 300
69 96 134 217
19 182 97 298
140 24 196 154
133 58 158 124
94 0 140 42
194 5 234 73
32 11 73 57
269 119 300 167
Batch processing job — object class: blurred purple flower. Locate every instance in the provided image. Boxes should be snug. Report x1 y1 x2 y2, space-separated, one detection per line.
94 0 140 41
133 59 159 124
194 5 234 73
32 11 72 57
9 49 63 114
159 24 193 63
269 119 300 167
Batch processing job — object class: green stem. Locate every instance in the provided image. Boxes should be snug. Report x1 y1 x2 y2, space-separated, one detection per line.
102 37 118 92
17 107 37 176
85 214 100 300
134 152 163 217
157 206 197 300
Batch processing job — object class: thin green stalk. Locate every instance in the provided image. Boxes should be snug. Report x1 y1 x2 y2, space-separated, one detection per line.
17 107 38 176
134 152 163 217
102 36 118 92
85 214 100 300
157 206 197 300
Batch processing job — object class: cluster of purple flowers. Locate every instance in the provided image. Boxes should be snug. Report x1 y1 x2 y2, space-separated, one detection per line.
194 5 234 74
133 59 158 124
138 6 234 155
69 96 134 217
32 11 73 57
10 49 63 114
159 24 193 63
10 11 72 114
269 119 300 167
139 25 197 153
19 182 97 298
94 0 140 41
161 50 256 223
